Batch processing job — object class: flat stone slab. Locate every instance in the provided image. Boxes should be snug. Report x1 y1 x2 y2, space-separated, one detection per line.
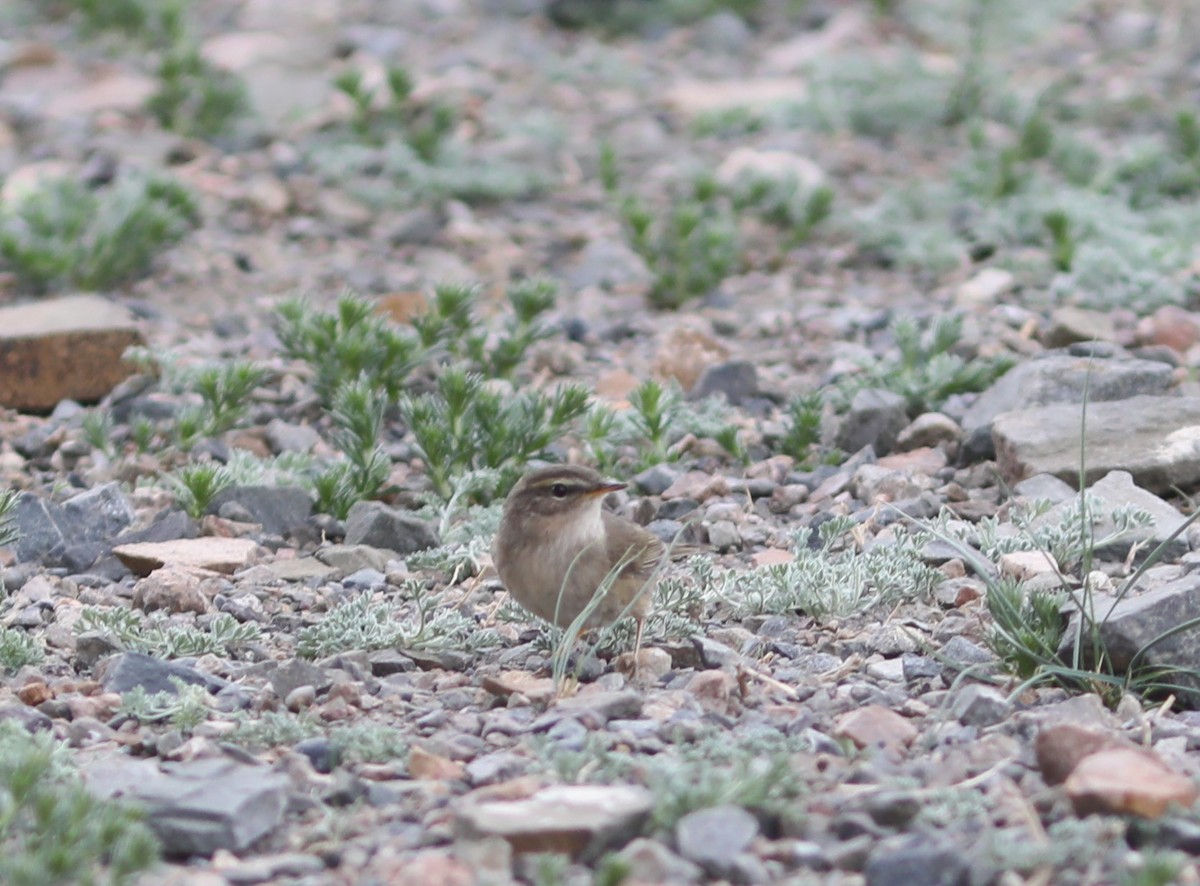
992 396 1200 492
0 294 143 412
113 537 260 576
83 756 289 858
455 784 653 861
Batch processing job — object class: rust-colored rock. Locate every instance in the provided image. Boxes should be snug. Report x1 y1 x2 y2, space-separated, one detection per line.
408 745 466 781
0 295 143 412
1035 723 1129 785
834 705 919 752
1065 748 1198 817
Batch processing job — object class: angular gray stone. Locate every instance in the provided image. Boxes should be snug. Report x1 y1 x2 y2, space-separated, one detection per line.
865 836 970 886
83 756 289 857
675 804 759 877
689 360 758 405
993 396 1200 492
343 501 440 555
209 485 313 535
315 544 392 574
100 652 227 695
1012 472 1077 504
963 354 1175 436
951 683 1010 727
633 464 681 496
835 388 908 457
264 418 322 454
1087 575 1200 704
14 482 134 567
269 657 332 698
455 784 653 861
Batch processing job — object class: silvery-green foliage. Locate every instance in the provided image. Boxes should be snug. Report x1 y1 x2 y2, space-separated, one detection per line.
930 494 1155 572
296 582 499 659
78 608 261 659
118 678 211 733
719 518 941 618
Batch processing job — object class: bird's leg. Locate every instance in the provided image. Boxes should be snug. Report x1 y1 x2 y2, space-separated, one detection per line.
631 615 645 679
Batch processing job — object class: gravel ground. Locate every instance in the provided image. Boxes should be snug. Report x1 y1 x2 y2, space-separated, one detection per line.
4 1 1200 884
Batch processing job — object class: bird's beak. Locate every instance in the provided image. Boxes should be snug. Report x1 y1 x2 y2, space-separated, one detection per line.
586 481 626 497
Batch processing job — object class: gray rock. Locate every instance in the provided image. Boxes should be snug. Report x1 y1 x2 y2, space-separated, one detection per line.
566 239 651 290
315 544 393 574
0 703 53 733
993 396 1200 492
342 567 386 590
835 389 908 457
1087 575 1200 704
209 485 313 535
940 636 996 669
264 418 322 454
1012 472 1077 504
634 464 681 496
466 751 528 786
75 630 124 669
707 519 741 552
964 354 1174 435
114 510 198 545
269 658 332 698
552 689 643 723
367 649 414 676
694 11 752 53
690 360 758 405
343 501 440 555
14 482 134 566
901 654 941 681
862 790 921 828
83 756 289 857
656 498 699 520
951 683 1010 727
675 804 759 877
100 652 227 696
618 837 704 883
864 836 970 886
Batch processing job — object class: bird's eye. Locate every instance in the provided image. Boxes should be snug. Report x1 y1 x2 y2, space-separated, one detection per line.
551 483 568 498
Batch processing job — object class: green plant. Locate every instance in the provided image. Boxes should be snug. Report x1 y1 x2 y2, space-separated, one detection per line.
81 410 115 457
401 365 590 500
130 418 157 454
276 293 426 404
547 0 762 34
332 65 454 160
59 0 185 43
77 608 261 659
840 313 1014 417
0 627 43 673
538 729 808 832
0 489 19 550
295 583 499 659
1044 209 1075 271
311 377 391 519
727 173 833 243
0 721 159 885
147 42 247 139
717 517 941 618
920 478 1200 706
0 175 200 293
118 678 211 734
777 392 842 468
620 175 739 310
167 461 233 519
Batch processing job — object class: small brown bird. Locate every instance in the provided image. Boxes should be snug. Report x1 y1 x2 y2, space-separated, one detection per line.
492 464 664 653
